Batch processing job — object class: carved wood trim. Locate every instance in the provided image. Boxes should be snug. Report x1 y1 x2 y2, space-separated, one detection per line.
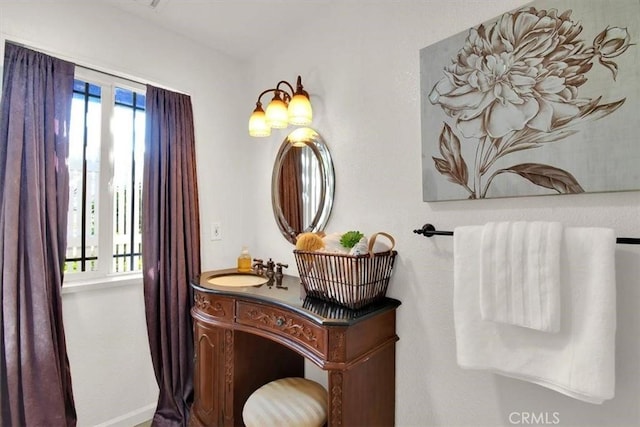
329 371 344 425
194 293 226 317
329 329 346 361
223 330 233 423
194 293 210 310
224 330 233 391
245 308 321 350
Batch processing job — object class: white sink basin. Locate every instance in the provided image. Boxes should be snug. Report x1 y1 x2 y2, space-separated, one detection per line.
206 272 268 287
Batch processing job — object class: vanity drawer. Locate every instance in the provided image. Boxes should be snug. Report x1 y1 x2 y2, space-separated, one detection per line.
236 301 327 359
193 292 234 323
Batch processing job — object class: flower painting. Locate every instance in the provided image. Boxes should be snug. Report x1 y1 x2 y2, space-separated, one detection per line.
420 0 640 201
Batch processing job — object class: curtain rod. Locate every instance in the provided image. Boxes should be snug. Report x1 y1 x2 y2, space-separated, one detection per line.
75 64 148 88
413 224 640 245
4 38 187 95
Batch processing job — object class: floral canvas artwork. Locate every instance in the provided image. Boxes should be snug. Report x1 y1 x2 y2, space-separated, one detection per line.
420 0 640 201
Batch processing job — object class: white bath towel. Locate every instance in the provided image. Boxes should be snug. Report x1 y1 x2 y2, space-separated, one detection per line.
480 221 562 332
454 225 616 404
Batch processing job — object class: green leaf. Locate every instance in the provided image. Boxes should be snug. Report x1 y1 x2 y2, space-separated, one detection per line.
340 231 364 249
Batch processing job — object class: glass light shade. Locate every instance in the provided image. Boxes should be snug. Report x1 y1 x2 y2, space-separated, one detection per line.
288 94 312 125
265 96 289 129
249 108 271 137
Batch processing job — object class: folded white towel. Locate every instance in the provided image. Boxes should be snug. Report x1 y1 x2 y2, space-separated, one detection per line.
454 225 616 404
480 221 562 332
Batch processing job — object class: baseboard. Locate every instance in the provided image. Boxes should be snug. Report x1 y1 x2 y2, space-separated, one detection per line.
94 403 156 427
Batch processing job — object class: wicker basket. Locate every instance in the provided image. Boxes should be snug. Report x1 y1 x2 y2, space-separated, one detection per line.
294 232 397 309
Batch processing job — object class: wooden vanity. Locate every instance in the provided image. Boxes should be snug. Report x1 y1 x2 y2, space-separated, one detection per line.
189 270 401 426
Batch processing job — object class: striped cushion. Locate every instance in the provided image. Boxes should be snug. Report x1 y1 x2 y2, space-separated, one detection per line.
242 377 327 427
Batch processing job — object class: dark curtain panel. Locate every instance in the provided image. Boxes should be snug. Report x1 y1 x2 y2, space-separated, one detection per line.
0 43 76 426
142 85 201 427
279 147 303 234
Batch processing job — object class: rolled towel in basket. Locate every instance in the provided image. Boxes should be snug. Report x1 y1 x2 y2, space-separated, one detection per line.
322 232 349 254
322 232 395 256
350 232 394 256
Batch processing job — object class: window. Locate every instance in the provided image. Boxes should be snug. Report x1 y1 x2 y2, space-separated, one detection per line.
64 69 146 280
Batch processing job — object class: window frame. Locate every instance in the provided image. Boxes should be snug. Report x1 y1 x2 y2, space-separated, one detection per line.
64 67 146 285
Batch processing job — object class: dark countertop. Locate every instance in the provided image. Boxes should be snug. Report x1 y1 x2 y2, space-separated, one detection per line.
191 268 401 326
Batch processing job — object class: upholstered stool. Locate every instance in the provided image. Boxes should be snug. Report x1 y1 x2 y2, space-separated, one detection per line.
242 377 327 427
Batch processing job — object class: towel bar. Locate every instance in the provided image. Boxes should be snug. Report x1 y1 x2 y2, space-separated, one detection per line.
413 223 640 245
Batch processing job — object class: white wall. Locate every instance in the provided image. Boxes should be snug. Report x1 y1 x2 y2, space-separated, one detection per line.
62 281 157 427
0 2 249 425
245 1 640 427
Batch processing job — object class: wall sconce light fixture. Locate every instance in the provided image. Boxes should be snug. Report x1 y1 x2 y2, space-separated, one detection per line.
248 75 312 137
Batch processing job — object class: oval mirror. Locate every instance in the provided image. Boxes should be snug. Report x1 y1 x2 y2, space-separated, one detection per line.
271 128 334 244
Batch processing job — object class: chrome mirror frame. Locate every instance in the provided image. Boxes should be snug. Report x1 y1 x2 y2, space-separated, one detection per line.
271 128 334 244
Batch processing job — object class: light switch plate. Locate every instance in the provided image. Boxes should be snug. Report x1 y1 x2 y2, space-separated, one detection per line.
211 222 222 241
